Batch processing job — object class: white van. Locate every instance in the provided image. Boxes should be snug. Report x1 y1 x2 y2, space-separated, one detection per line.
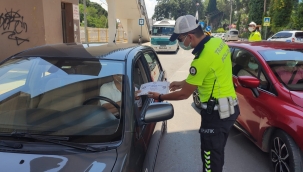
224 29 239 42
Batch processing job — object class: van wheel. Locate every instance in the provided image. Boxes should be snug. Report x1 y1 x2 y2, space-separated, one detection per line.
269 130 303 172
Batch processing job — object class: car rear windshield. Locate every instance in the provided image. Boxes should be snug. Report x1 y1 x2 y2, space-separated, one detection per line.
259 49 303 91
230 31 238 35
271 32 292 38
0 57 125 143
295 32 303 38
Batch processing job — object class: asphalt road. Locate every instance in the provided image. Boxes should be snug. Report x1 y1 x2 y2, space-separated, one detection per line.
152 47 272 172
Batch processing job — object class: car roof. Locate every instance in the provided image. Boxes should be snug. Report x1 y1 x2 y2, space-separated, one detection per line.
13 43 142 61
276 30 303 33
227 41 303 52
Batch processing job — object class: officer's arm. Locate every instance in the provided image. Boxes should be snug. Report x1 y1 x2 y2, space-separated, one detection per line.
160 82 197 100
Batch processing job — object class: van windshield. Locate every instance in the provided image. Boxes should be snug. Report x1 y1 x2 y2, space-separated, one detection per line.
152 26 174 36
230 31 238 35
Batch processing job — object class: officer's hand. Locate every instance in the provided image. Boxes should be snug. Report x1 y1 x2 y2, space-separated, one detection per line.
169 81 183 91
135 90 141 100
148 92 160 100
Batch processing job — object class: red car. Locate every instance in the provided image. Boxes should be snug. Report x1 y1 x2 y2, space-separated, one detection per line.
229 41 303 172
192 41 303 171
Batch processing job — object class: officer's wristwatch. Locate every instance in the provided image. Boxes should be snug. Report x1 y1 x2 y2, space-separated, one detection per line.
158 94 163 102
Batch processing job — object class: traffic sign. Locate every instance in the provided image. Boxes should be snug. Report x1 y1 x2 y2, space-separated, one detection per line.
139 19 144 26
263 17 271 26
206 26 212 32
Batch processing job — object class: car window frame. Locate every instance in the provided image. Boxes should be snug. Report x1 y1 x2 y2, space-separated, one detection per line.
142 50 164 81
231 47 278 96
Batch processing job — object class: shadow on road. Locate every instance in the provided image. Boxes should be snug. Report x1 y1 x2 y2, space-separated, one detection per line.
155 127 271 172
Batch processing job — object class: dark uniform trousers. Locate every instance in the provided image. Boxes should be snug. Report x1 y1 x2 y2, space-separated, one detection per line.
199 105 240 172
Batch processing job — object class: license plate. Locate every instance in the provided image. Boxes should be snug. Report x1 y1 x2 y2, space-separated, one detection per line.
159 46 167 49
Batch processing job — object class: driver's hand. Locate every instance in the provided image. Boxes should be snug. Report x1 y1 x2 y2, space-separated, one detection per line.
135 90 141 100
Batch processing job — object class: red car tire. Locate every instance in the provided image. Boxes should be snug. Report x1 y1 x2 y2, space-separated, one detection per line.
269 130 303 172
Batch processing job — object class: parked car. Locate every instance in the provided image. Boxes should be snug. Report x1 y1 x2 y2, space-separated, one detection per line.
193 41 303 172
0 43 173 172
216 33 225 40
267 30 303 43
224 29 239 42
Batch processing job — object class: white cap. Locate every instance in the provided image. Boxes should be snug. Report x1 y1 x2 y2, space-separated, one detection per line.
169 15 200 41
248 21 256 26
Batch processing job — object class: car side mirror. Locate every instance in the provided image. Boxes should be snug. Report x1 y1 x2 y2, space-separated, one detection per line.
142 102 174 123
238 76 260 97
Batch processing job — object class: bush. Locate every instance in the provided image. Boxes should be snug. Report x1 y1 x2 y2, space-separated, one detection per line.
216 28 225 33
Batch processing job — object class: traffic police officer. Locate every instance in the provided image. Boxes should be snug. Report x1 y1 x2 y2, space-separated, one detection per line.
148 15 240 172
248 21 262 41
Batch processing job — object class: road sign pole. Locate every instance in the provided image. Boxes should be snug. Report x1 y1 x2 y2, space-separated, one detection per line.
141 25 142 44
265 26 267 40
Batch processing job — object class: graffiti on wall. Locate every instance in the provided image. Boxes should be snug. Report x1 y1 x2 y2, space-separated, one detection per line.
0 9 29 46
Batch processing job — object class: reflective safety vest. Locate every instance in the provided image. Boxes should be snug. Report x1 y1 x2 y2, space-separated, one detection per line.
249 31 262 41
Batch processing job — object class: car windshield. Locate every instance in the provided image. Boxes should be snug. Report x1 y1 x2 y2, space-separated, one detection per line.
152 26 174 36
271 32 292 39
259 49 303 91
0 57 124 143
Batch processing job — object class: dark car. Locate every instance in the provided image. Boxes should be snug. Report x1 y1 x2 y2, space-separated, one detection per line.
193 41 303 172
0 43 173 172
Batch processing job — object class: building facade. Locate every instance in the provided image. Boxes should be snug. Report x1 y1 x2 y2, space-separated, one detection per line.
0 0 80 61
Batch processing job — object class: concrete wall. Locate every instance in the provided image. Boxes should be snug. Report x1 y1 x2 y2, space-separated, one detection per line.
0 0 80 61
0 0 45 60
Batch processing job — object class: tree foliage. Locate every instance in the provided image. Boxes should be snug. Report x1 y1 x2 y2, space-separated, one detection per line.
268 0 293 33
292 3 303 30
153 0 205 21
248 0 263 25
79 0 108 28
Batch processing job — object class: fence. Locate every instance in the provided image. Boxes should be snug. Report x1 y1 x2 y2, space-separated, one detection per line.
80 27 127 43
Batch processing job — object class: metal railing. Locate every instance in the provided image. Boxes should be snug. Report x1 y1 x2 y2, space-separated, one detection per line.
80 27 127 43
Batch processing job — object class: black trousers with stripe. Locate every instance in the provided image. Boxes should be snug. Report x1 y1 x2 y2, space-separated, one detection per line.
199 105 240 172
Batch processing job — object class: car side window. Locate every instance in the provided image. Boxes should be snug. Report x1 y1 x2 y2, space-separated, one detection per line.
143 51 161 81
232 48 271 91
133 58 149 108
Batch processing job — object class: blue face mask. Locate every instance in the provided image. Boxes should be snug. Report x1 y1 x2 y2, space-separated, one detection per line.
178 35 192 50
248 62 258 70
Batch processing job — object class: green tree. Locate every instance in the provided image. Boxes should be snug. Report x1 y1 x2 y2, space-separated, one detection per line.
269 0 293 33
248 0 263 25
153 0 205 21
79 0 108 28
216 28 225 33
291 2 303 30
236 14 241 31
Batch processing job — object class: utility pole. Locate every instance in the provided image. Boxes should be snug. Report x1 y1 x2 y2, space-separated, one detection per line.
264 0 267 15
83 0 88 43
229 0 232 26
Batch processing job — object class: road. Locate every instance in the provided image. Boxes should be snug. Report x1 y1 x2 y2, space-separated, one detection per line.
152 47 271 172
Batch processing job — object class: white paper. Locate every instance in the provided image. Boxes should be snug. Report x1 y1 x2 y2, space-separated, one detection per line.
138 81 170 96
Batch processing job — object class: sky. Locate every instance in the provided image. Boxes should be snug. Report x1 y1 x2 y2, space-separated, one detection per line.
90 0 157 19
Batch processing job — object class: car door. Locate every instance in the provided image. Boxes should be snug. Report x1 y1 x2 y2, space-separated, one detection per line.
232 48 277 141
139 50 166 172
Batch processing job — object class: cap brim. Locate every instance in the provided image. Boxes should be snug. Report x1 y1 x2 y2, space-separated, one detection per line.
169 33 180 41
